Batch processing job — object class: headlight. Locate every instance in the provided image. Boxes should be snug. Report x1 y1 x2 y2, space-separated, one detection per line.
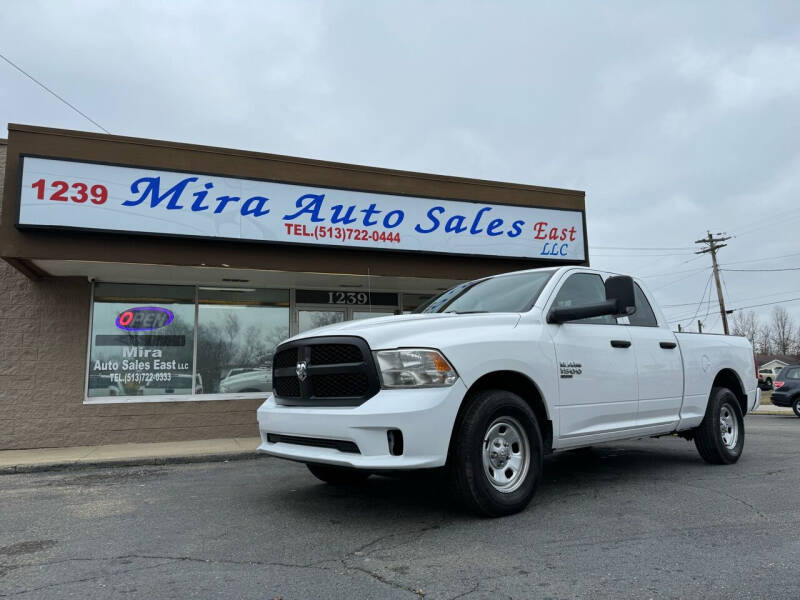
374 349 458 388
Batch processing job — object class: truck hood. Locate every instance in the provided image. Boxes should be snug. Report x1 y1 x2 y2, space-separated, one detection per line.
286 312 522 350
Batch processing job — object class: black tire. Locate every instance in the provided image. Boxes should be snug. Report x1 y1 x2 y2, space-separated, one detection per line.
792 397 800 419
306 463 370 485
766 378 773 389
694 386 745 465
448 389 543 517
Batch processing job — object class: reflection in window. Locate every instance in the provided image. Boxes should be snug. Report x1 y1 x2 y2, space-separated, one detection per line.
552 273 616 325
197 288 289 395
88 284 195 397
298 310 345 334
627 284 658 327
352 310 395 320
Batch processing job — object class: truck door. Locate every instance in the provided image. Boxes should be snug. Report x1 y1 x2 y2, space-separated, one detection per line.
625 283 683 430
547 272 638 442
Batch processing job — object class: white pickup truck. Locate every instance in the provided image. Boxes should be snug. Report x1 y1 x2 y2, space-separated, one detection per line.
257 267 759 516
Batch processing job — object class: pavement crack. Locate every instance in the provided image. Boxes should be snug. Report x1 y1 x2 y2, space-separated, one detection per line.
446 580 481 600
0 559 173 597
683 483 767 519
342 563 425 598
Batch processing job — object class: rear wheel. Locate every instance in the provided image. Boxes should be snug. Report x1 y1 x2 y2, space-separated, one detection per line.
792 397 800 418
306 463 370 484
448 389 543 517
694 386 744 464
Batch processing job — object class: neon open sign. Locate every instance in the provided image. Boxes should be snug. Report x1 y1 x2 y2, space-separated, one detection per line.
115 307 174 332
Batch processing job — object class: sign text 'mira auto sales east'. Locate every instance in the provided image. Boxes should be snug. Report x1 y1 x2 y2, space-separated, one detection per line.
17 157 585 260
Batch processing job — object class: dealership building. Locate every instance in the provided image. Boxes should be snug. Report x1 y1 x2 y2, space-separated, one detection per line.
0 124 587 450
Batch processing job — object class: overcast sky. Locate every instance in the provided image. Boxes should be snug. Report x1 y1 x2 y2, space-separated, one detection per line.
2 1 799 336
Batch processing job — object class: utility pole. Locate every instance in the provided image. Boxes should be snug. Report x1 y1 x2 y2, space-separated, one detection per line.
695 231 731 335
698 320 703 333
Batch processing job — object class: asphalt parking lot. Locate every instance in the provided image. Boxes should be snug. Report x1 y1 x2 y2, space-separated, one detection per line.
1 415 798 600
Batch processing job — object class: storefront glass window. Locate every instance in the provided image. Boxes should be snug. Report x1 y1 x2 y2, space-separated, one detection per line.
197 288 289 395
402 293 435 312
88 284 289 400
88 284 195 397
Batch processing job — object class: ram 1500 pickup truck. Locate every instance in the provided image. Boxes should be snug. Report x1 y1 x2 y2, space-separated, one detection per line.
257 267 759 516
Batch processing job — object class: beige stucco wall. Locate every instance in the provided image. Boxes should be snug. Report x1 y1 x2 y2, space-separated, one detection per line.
0 139 260 450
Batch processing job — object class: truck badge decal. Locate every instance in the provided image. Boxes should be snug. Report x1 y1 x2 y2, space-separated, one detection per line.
560 362 582 378
296 361 308 382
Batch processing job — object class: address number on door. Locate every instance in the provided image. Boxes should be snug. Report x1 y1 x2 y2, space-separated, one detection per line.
328 292 369 305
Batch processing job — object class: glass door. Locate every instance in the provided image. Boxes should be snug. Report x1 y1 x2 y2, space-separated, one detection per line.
296 306 346 334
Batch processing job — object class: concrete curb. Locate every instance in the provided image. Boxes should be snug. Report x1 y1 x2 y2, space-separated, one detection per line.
750 410 797 417
0 450 267 475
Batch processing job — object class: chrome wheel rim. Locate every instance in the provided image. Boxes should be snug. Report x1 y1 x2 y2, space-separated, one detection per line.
482 416 530 493
719 404 739 450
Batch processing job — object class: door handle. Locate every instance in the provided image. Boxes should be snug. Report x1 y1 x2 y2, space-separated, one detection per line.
659 341 677 349
610 340 631 348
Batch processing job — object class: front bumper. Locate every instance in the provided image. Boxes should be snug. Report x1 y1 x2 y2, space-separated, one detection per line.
256 380 468 469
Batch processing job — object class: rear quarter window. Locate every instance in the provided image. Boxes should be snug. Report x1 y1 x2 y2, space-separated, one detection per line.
783 368 800 380
627 284 658 327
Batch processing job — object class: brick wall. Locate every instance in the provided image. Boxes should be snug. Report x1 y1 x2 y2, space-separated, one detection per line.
0 140 260 450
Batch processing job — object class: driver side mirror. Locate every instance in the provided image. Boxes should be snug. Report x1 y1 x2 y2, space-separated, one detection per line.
605 275 636 317
547 275 637 324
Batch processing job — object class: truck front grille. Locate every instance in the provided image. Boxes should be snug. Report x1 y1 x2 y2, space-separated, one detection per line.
272 336 379 406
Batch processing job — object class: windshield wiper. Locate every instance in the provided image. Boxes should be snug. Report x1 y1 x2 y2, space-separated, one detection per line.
444 310 489 314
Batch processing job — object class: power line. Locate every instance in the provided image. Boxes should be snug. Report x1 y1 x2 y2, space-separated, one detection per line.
670 273 714 327
669 294 800 322
730 296 800 311
649 267 711 291
0 50 110 134
589 245 694 251
642 265 710 279
592 252 696 258
720 251 800 267
722 267 800 272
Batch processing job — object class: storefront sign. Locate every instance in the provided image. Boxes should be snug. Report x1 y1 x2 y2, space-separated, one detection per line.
115 306 174 331
17 157 586 260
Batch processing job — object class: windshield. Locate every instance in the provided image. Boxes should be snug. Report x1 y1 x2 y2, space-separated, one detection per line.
419 270 555 314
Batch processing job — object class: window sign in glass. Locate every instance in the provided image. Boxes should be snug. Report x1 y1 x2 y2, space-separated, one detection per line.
88 284 195 397
197 288 289 395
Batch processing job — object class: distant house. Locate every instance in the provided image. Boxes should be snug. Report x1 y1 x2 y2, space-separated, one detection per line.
758 358 789 377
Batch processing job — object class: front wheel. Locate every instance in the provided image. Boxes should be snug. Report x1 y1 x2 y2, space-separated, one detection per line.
792 397 800 418
448 389 543 517
306 463 370 485
694 386 744 464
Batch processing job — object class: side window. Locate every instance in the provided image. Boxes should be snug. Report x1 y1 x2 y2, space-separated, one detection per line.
551 273 616 325
784 368 799 380
628 283 658 327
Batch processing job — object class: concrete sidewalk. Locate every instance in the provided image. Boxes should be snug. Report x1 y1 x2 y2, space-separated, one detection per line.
0 437 263 474
751 404 796 416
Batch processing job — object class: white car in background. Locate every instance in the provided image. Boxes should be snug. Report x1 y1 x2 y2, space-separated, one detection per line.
144 374 203 395
219 369 271 393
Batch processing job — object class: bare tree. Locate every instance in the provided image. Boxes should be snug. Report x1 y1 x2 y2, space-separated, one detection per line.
770 307 795 355
731 310 759 349
757 322 773 355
